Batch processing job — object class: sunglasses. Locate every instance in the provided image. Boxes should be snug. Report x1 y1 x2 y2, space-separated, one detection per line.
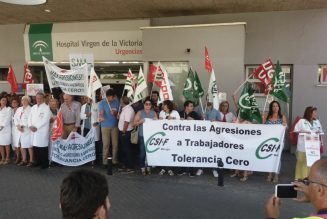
298 177 327 187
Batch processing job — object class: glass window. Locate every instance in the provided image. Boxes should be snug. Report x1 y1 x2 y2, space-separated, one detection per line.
0 67 8 81
317 65 327 85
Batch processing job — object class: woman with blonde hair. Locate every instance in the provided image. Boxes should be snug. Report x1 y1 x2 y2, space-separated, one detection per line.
14 96 34 166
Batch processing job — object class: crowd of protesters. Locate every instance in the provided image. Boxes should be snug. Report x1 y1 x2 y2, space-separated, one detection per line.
0 89 324 182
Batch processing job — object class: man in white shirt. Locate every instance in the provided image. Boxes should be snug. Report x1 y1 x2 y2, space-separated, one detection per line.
118 96 135 173
28 92 52 169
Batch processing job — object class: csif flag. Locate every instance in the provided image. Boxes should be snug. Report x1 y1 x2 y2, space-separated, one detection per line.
22 64 33 89
133 67 148 103
182 68 204 106
51 111 64 141
87 68 102 100
238 82 262 124
253 59 275 95
270 61 291 102
7 64 18 93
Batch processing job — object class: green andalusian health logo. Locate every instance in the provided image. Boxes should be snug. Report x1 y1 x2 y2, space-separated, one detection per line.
255 138 281 159
145 132 169 153
28 23 53 61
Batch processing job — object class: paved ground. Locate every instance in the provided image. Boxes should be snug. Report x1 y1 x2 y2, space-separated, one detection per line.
0 152 315 219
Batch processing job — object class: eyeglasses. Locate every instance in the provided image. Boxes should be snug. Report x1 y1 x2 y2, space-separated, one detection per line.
298 177 327 187
144 103 152 106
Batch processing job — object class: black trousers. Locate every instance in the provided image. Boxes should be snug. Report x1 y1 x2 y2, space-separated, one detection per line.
33 146 49 169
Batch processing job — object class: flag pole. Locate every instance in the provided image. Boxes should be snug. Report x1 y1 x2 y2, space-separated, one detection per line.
262 93 270 115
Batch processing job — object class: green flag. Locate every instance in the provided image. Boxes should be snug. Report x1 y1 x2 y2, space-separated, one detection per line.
183 68 195 103
270 61 291 102
239 82 262 124
194 71 204 99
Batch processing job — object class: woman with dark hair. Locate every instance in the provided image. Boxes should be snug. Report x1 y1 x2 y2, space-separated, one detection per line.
0 96 12 164
263 100 288 183
133 97 158 175
11 98 20 163
158 100 180 176
219 101 236 122
294 106 323 179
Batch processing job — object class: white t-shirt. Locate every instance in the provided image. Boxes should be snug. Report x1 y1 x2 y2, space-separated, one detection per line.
159 110 180 120
118 105 135 131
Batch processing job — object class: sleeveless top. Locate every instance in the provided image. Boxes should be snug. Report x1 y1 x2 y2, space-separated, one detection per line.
139 110 155 137
265 117 283 125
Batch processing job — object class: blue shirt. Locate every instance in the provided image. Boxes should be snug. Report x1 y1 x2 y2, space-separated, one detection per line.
205 108 221 121
98 98 119 128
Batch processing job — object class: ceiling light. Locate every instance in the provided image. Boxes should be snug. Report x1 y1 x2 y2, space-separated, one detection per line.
44 9 51 12
0 0 46 5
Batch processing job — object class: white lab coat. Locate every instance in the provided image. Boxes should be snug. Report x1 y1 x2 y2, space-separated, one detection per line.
0 107 12 145
80 102 100 141
14 106 32 148
28 103 51 147
11 109 20 148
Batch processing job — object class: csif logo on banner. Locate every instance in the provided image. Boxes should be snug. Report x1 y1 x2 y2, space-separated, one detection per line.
255 138 281 159
145 132 170 153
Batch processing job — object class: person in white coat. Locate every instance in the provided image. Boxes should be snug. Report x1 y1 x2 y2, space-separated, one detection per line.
28 92 51 169
11 98 20 163
0 96 12 165
14 96 33 166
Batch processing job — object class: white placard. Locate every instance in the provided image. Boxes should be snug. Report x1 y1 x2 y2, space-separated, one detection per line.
143 120 286 172
69 53 94 75
51 128 96 166
43 57 88 95
26 84 44 96
304 133 321 167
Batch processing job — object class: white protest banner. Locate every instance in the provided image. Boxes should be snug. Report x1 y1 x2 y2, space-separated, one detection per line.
51 128 96 166
143 120 286 172
69 53 94 75
43 56 88 95
26 84 44 96
101 85 111 99
304 133 321 167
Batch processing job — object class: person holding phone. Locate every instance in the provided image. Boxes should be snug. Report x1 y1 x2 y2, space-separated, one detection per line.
265 159 327 219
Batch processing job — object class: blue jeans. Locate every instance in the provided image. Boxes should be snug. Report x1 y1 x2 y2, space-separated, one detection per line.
119 131 133 169
139 136 146 168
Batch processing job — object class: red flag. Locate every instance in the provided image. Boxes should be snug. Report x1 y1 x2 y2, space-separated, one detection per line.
51 111 63 141
22 64 33 89
205 46 213 73
252 59 275 95
148 64 157 83
7 64 18 93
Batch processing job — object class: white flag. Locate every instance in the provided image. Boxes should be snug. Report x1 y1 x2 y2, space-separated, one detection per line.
207 70 219 110
123 69 137 100
157 63 174 104
87 68 102 100
133 67 148 103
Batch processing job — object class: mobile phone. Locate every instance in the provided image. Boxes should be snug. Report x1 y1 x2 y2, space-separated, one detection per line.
275 184 297 198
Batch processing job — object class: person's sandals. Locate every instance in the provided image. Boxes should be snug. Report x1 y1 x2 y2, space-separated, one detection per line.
273 175 279 183
18 161 27 166
26 162 34 167
141 168 146 176
240 176 248 182
230 173 240 178
3 159 10 165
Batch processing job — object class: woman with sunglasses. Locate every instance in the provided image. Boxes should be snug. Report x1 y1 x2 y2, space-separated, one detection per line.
263 100 288 183
133 97 158 175
294 106 323 180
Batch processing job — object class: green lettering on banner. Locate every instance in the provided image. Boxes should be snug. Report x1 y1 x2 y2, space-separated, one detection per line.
29 23 53 61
